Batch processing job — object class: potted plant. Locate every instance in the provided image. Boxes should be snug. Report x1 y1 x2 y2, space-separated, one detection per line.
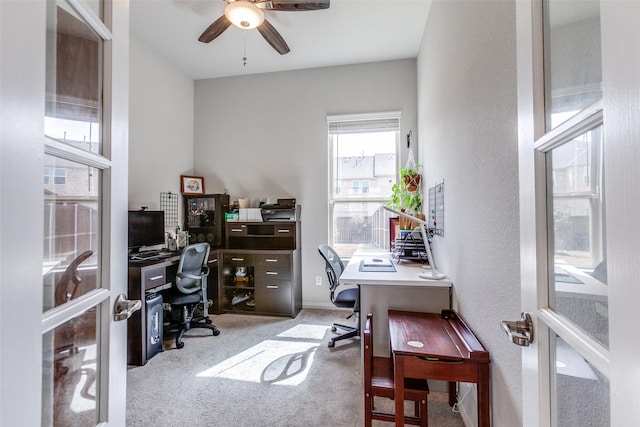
388 183 424 229
400 164 422 192
388 149 425 229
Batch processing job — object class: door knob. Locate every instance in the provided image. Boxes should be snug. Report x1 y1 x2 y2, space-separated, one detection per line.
501 312 534 346
113 294 142 321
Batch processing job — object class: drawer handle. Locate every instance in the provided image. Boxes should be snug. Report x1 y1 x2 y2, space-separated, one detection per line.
266 285 279 289
231 257 244 261
208 258 218 264
148 275 164 281
265 259 278 263
266 271 278 275
277 229 290 233
231 229 243 232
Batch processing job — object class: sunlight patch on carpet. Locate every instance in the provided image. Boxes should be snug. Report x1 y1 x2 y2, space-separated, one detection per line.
276 324 329 340
197 340 319 385
69 344 97 413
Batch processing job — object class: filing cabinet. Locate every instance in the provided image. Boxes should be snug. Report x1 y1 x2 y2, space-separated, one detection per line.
220 221 301 317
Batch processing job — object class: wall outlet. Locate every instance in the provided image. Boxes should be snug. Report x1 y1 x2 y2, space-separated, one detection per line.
316 276 322 286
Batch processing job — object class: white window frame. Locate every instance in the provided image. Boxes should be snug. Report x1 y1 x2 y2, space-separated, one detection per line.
326 112 400 257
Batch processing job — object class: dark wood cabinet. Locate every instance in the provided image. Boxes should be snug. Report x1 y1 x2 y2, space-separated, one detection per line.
205 250 221 314
126 221 301 365
219 221 301 317
183 194 229 248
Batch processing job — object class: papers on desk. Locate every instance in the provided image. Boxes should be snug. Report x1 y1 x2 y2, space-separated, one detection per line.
359 257 397 272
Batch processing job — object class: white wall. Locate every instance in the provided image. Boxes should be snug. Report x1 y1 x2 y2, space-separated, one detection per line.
193 60 418 307
129 34 194 216
417 1 522 426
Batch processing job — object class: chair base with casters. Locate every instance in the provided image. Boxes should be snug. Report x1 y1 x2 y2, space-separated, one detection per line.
163 290 220 349
364 313 429 427
318 244 361 348
329 316 360 347
329 288 360 347
162 243 220 349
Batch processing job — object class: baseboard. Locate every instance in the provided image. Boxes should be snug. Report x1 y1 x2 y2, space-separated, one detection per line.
302 303 352 311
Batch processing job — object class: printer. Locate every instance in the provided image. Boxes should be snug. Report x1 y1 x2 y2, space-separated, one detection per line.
261 199 301 222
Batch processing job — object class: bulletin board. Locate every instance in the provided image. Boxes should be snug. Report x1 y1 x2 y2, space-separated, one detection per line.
428 181 444 236
160 192 179 228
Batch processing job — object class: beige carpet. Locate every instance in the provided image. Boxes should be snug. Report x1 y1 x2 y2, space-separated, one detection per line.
126 308 465 426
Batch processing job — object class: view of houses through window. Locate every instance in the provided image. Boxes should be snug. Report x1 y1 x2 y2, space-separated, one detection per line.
327 113 400 259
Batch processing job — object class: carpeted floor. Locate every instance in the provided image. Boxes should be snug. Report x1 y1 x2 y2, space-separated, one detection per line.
126 308 465 426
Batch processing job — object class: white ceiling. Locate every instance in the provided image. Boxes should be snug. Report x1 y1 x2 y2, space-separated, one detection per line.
130 0 431 80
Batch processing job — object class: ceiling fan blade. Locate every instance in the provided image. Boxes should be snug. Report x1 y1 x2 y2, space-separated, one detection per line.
257 19 290 55
198 15 232 43
264 0 330 11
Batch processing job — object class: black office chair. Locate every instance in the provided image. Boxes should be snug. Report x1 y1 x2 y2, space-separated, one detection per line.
163 243 220 349
318 244 360 347
53 250 94 379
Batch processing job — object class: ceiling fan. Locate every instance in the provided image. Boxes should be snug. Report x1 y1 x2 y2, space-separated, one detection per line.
198 0 330 55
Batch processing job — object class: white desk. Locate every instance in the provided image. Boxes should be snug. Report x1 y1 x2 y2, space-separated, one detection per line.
340 252 452 356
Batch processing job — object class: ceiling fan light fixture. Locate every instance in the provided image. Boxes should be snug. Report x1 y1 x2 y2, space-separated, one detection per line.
225 1 265 30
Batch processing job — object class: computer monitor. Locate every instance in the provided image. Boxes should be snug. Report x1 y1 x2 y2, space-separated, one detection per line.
128 210 166 252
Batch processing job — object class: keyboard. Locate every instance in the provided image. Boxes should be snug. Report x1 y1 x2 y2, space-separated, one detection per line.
130 250 172 261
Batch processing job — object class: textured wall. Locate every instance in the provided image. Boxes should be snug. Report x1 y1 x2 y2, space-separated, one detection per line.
193 60 418 307
417 1 522 425
129 34 194 217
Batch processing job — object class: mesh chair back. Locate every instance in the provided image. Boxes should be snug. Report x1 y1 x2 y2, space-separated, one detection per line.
175 243 210 294
318 244 345 295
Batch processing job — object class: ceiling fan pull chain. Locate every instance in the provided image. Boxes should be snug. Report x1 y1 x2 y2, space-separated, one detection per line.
242 30 248 66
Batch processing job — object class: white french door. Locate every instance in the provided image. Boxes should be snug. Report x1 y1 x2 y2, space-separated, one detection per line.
517 1 640 426
0 0 130 425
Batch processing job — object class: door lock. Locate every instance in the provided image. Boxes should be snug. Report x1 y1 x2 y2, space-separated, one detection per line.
500 312 534 346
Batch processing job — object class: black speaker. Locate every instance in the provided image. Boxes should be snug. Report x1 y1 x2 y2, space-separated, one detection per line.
145 293 163 360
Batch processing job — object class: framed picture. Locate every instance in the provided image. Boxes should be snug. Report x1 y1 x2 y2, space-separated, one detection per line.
180 175 205 195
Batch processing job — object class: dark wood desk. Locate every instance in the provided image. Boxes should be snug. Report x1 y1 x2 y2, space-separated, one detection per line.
127 255 180 365
388 309 491 427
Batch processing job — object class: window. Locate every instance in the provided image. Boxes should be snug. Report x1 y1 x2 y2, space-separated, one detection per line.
44 167 67 185
53 168 67 185
327 113 400 259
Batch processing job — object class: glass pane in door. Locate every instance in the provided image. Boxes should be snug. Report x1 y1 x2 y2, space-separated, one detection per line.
42 309 99 427
551 333 609 427
45 0 103 154
43 154 101 312
547 125 608 348
43 1 106 424
544 0 602 130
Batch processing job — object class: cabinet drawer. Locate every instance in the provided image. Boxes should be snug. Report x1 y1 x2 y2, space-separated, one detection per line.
143 266 166 290
222 253 253 265
273 224 295 237
255 280 291 315
255 253 291 267
255 266 291 281
226 224 247 236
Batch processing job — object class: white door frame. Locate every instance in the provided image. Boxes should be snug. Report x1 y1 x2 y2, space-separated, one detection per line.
517 1 640 425
0 0 130 424
1 1 48 424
